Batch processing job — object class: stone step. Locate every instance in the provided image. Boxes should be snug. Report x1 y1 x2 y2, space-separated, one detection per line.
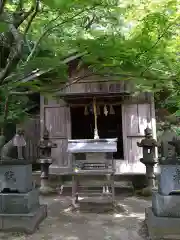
78 191 113 197
78 196 114 212
79 196 113 204
63 180 133 188
61 180 134 195
32 172 134 195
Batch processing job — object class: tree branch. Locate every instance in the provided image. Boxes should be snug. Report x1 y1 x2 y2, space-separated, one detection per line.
6 69 180 97
0 0 7 16
25 5 99 63
1 95 9 135
10 90 35 95
24 0 40 35
15 0 23 12
139 16 180 76
0 24 23 83
13 4 35 29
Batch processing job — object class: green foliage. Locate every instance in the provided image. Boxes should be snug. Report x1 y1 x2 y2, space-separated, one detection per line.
0 91 31 128
1 0 180 127
173 126 180 136
0 22 8 32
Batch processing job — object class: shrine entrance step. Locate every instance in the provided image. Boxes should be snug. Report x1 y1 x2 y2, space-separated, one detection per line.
61 180 134 195
78 196 114 212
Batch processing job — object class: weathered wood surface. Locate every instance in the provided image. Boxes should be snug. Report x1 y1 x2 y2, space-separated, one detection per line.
40 97 156 174
21 116 40 162
40 65 155 174
122 103 155 167
60 80 133 94
41 97 72 174
57 82 152 104
58 66 135 95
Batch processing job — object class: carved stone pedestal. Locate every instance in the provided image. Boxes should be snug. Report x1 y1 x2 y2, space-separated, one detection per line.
0 129 47 233
140 160 157 196
0 161 47 234
39 159 54 195
145 207 180 240
152 191 180 217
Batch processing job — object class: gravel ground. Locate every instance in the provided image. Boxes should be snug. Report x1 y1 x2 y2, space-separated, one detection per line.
0 195 151 240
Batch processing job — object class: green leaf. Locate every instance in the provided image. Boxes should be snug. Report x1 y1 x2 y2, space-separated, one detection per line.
0 22 8 33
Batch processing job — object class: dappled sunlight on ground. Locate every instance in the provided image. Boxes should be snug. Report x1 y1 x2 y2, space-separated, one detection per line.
0 195 151 240
114 212 145 220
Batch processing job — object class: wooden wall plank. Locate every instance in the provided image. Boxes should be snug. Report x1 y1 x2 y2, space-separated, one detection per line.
51 139 70 167
138 104 151 135
41 95 72 170
122 103 153 164
125 104 139 135
44 107 67 138
21 116 40 162
126 137 143 163
61 80 134 95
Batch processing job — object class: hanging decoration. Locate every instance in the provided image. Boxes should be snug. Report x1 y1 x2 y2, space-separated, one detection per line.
109 105 115 115
93 97 99 139
97 105 100 115
103 105 108 116
84 105 89 115
89 104 93 114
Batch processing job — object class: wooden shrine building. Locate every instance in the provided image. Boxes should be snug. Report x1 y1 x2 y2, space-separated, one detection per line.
40 53 157 176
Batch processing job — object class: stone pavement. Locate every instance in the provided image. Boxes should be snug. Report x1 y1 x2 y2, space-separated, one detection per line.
0 195 151 240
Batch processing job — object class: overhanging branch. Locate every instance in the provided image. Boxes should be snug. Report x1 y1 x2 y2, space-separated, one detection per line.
140 16 180 77
25 5 99 63
0 24 23 83
24 0 40 35
0 0 7 16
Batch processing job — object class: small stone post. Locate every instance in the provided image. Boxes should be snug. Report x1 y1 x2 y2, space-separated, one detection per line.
137 127 158 196
38 128 57 194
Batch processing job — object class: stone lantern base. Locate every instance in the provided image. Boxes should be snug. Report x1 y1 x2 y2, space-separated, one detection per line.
139 159 157 197
38 158 54 195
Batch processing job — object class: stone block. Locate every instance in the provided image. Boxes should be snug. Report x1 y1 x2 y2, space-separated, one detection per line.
0 189 39 214
0 205 47 234
79 196 114 212
158 165 180 195
152 191 180 217
0 164 33 193
145 207 180 240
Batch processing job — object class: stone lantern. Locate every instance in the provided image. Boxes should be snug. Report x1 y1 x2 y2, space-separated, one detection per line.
38 128 57 194
137 127 158 196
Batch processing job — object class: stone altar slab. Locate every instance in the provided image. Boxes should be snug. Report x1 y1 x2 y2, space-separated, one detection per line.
158 165 180 195
152 191 180 217
0 189 39 214
145 207 180 240
0 164 33 193
67 139 117 153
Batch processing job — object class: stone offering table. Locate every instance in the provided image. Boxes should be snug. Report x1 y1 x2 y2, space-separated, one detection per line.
67 138 117 211
146 137 180 240
0 129 47 234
